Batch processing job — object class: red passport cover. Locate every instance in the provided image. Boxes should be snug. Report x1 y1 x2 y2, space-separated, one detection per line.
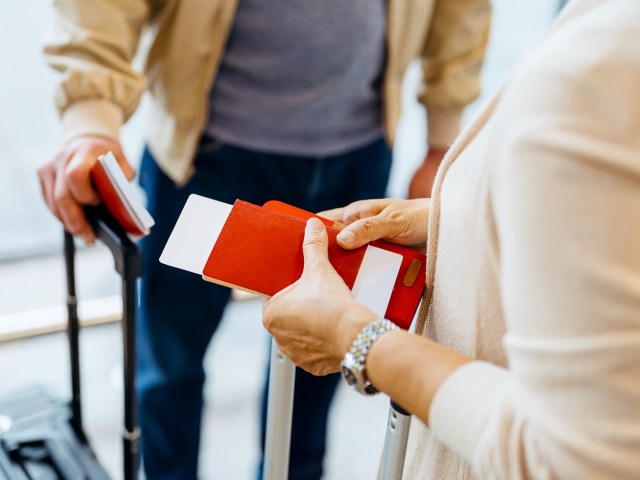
203 200 425 330
90 161 145 236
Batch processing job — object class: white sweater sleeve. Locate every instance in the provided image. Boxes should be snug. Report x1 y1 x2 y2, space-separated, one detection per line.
429 3 640 478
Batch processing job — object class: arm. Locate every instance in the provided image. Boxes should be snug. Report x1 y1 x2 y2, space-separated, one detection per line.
409 0 492 198
262 217 471 421
39 0 151 243
428 22 640 478
319 198 429 249
44 0 151 143
264 198 470 421
265 123 640 477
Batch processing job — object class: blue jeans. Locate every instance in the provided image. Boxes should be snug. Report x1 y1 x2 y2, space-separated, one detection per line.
137 137 392 480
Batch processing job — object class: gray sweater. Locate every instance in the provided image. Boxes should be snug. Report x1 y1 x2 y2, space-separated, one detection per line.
207 0 386 156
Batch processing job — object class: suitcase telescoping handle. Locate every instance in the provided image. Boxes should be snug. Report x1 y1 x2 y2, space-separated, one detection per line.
64 205 142 480
380 400 411 479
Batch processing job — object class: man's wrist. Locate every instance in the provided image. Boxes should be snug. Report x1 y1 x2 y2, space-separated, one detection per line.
426 106 463 149
427 145 448 155
61 99 124 146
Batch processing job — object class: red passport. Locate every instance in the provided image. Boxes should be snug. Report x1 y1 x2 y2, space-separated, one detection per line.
205 200 425 329
160 195 426 330
90 152 154 236
260 200 426 327
203 201 367 295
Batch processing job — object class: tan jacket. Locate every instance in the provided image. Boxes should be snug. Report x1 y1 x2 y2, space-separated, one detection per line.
44 0 491 183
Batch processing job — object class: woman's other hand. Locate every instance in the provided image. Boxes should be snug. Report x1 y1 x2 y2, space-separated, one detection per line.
318 198 429 250
262 218 377 376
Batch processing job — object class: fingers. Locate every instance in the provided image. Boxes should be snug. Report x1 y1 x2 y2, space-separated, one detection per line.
54 162 95 244
44 148 97 244
319 199 401 249
38 156 65 223
337 215 396 249
114 151 136 180
65 150 101 205
302 218 329 271
316 206 345 222
317 199 392 226
342 199 392 224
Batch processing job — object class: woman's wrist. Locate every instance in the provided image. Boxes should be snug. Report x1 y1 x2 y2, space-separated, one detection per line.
336 302 378 360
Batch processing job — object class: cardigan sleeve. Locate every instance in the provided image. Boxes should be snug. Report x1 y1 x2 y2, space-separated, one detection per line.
428 4 640 478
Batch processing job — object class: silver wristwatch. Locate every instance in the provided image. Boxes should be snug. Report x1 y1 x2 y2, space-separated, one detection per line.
340 318 399 396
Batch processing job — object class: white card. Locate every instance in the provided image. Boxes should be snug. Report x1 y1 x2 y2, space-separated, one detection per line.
160 194 233 274
99 152 155 233
351 246 402 317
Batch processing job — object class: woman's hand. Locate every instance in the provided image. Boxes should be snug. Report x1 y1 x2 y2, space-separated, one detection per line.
319 198 430 250
262 218 377 376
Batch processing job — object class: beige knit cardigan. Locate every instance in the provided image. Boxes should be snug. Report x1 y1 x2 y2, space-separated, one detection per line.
403 0 640 478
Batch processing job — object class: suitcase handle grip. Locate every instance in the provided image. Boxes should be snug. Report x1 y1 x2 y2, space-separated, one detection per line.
84 205 142 279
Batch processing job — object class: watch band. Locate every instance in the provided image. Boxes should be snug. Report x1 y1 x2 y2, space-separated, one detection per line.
340 318 399 396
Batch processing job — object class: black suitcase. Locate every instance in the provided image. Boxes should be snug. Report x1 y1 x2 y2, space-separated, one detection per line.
0 207 142 480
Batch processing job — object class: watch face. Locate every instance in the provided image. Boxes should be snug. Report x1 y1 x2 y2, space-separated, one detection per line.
341 352 366 392
341 364 357 386
341 353 358 386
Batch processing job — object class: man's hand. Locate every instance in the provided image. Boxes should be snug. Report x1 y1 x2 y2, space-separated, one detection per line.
263 218 376 376
38 136 134 244
408 147 448 199
319 198 430 250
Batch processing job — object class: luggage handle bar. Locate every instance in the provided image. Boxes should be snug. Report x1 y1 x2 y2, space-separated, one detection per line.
64 205 142 480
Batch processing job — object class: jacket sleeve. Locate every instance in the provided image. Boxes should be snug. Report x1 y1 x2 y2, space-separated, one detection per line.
420 0 491 148
43 0 151 144
428 8 640 478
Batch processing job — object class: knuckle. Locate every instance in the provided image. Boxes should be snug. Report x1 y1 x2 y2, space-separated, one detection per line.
68 217 89 236
303 236 324 249
387 209 404 223
344 204 362 222
261 310 273 330
359 218 376 234
66 225 82 236
357 203 372 218
64 167 81 186
64 160 81 176
54 190 72 208
261 316 271 331
63 218 83 235
53 149 71 167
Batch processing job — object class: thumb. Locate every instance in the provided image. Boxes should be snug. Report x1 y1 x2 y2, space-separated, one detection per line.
302 218 329 271
336 216 391 249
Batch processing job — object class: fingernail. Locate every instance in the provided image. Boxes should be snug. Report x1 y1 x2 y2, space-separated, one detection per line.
337 230 355 246
306 218 324 233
